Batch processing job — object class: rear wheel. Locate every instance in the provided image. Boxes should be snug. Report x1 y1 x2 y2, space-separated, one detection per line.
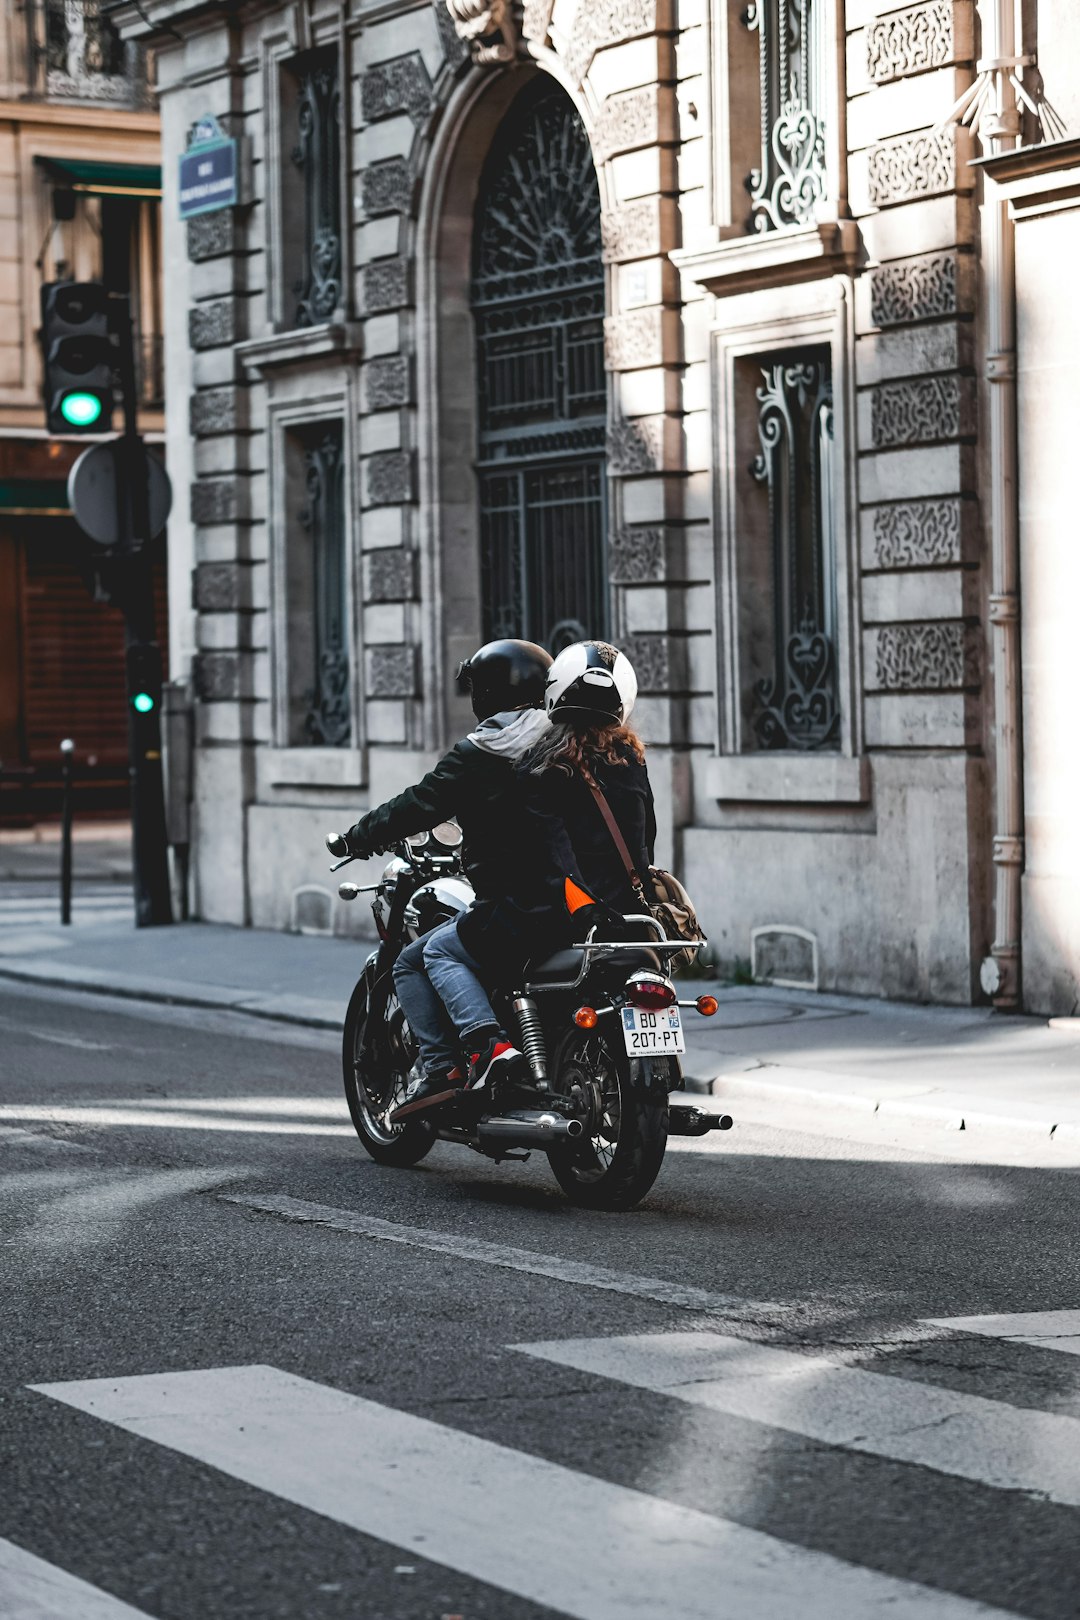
546 1024 669 1210
342 973 437 1167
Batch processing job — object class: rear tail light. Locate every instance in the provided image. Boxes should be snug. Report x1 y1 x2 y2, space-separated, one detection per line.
625 974 677 1011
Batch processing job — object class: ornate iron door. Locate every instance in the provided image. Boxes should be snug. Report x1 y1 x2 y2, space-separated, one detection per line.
472 81 608 651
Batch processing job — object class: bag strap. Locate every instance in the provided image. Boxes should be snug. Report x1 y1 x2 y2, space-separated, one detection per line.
579 768 648 903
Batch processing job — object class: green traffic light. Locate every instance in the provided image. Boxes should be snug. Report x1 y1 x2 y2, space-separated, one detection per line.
132 692 155 714
59 391 104 428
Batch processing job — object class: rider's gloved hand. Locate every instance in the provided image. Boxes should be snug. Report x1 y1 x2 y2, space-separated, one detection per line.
326 831 353 859
572 900 626 939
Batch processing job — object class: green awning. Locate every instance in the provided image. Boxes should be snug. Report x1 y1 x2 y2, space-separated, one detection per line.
37 157 162 197
0 480 71 516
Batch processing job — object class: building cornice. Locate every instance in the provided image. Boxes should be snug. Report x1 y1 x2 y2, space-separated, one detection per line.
976 137 1080 221
0 99 159 133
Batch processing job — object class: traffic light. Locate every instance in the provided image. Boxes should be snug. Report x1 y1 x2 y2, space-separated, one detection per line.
40 281 114 435
126 640 162 719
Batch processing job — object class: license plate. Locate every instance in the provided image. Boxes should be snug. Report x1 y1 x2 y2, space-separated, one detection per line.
621 1004 685 1057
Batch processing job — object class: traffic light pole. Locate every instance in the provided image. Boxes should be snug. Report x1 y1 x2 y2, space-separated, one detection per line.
113 298 173 928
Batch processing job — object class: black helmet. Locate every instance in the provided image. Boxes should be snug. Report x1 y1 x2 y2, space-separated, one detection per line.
456 639 553 721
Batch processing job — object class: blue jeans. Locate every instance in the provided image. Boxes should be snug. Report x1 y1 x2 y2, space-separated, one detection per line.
392 919 497 1076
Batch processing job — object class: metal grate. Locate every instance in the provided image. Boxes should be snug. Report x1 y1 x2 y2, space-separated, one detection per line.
743 0 827 232
299 424 350 747
290 49 342 328
472 81 608 651
29 0 155 107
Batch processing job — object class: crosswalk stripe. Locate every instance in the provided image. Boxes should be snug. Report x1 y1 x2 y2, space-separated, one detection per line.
515 1331 1080 1507
0 1536 155 1619
922 1310 1080 1356
31 1364 1020 1620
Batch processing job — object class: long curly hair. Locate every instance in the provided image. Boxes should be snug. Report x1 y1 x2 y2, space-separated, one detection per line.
527 720 646 777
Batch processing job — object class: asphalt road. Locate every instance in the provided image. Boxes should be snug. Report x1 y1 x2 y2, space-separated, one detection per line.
1 980 1079 1620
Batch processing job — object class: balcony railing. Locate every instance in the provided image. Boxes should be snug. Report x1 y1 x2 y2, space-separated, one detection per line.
26 0 156 109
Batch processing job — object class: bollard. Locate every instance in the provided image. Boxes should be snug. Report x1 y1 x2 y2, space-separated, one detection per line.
59 738 74 925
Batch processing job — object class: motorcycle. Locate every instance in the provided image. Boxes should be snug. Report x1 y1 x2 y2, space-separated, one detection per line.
327 823 732 1211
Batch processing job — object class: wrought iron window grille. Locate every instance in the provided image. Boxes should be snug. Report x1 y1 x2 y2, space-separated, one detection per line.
748 349 839 751
28 0 155 107
472 82 609 652
290 51 342 329
299 426 350 748
743 0 827 233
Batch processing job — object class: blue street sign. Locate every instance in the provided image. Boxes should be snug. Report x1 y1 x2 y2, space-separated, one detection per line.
179 117 238 218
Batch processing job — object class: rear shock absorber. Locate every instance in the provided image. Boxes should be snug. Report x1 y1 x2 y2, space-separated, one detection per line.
512 995 549 1091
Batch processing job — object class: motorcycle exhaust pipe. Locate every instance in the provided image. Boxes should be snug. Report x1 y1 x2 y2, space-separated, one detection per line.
668 1106 734 1136
477 1110 585 1146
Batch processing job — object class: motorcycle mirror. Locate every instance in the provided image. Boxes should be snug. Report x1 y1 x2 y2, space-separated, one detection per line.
338 882 361 901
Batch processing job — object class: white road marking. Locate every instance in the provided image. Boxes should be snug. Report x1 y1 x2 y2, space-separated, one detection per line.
515 1331 1080 1507
0 1537 155 1619
32 1364 1020 1620
220 1191 777 1315
923 1310 1080 1357
0 1105 353 1137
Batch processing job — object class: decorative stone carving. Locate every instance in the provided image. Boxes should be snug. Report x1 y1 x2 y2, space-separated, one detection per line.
361 258 409 315
190 387 239 438
604 308 664 371
621 631 670 691
187 211 235 262
189 299 236 351
194 562 241 612
521 0 555 48
190 478 238 527
866 0 953 85
360 54 432 127
867 127 955 206
443 0 520 64
872 498 964 568
606 414 662 474
367 645 417 697
871 374 973 447
870 251 961 327
361 158 411 217
432 0 470 60
871 621 966 690
365 450 414 506
565 0 659 85
601 198 664 264
364 548 416 602
364 355 412 411
609 527 664 582
596 87 660 160
193 651 240 702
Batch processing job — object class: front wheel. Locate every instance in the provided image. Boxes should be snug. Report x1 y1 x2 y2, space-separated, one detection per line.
546 1024 669 1210
342 972 437 1167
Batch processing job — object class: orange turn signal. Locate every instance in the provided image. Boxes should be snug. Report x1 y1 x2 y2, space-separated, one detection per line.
696 995 719 1017
573 1005 598 1029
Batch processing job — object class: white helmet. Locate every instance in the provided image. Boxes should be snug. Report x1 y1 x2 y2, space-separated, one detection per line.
544 640 638 728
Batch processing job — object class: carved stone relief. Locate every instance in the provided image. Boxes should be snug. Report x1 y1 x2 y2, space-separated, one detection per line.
871 498 964 568
361 158 411 217
521 0 555 48
564 0 660 87
443 0 520 64
190 387 239 438
621 631 670 691
606 414 662 474
189 299 236 351
360 54 432 127
609 527 664 582
871 374 973 447
866 0 954 85
601 198 666 264
190 478 239 527
867 127 956 205
604 308 664 371
364 548 416 602
361 258 410 315
871 621 966 690
364 355 412 411
194 562 241 612
432 0 470 61
869 251 963 327
187 211 235 262
367 644 417 697
365 450 414 506
595 87 660 160
193 651 241 702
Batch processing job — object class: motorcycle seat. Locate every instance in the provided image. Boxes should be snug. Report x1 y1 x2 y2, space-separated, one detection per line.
524 944 662 985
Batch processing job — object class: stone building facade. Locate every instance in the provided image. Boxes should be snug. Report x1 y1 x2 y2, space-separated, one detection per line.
116 0 1079 1014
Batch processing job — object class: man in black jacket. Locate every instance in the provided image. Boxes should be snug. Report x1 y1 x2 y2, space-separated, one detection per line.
333 640 552 1115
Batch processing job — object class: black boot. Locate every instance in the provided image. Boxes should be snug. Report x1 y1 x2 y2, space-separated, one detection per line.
390 1066 464 1122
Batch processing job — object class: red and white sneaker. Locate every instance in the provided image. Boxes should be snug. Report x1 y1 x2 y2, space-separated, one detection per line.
467 1037 524 1093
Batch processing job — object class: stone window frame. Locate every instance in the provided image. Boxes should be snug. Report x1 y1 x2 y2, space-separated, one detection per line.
263 376 365 787
261 14 351 339
707 276 868 805
680 0 856 290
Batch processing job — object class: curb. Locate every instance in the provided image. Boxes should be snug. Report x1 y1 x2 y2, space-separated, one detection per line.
689 1064 1080 1145
0 960 341 1033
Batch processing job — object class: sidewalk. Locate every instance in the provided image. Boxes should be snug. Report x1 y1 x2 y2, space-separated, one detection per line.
1 845 1077 1145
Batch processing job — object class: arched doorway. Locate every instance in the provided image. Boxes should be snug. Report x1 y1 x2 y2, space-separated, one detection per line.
471 79 608 652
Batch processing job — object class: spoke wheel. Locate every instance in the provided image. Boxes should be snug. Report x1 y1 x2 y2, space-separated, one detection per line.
546 1024 668 1210
342 974 437 1167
